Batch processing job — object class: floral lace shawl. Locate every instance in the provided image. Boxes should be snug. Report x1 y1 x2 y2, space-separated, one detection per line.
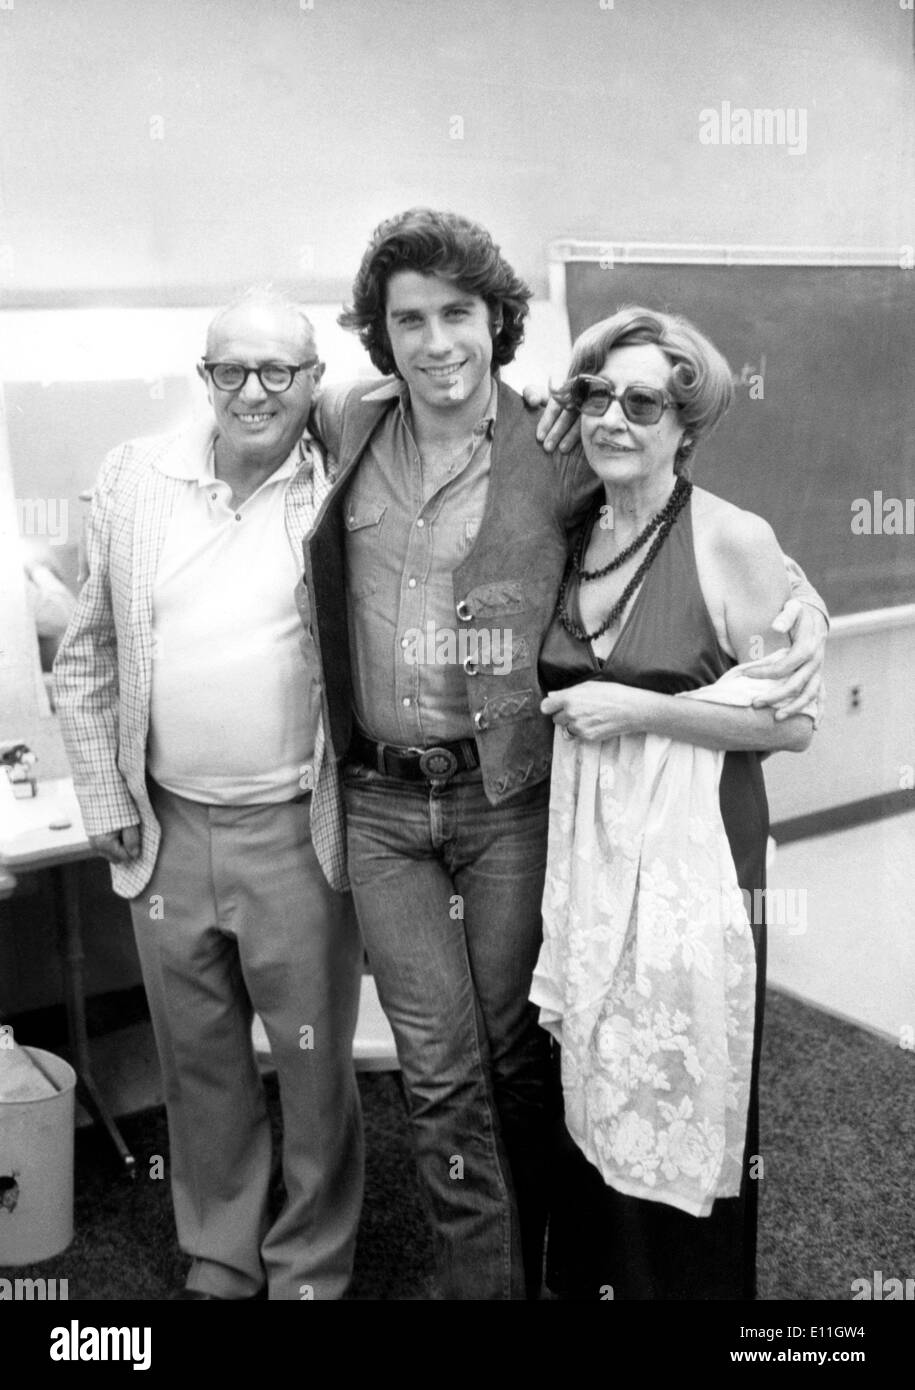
530 667 793 1217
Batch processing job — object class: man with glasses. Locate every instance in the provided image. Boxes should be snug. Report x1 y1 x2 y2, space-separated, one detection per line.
54 289 364 1300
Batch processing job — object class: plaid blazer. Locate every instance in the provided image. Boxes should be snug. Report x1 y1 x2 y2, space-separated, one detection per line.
53 419 348 899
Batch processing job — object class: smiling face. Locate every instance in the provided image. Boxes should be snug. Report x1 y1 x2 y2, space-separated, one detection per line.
580 343 686 491
200 300 320 471
383 270 496 420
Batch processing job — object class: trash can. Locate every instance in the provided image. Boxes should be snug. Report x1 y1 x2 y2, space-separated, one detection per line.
0 1046 76 1265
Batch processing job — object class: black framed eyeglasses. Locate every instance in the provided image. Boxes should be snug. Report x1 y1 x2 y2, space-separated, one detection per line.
570 374 677 425
199 359 320 393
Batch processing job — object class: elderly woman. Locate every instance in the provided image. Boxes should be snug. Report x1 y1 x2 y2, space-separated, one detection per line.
530 306 817 1301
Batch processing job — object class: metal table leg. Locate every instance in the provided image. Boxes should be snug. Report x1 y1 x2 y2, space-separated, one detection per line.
54 863 136 1176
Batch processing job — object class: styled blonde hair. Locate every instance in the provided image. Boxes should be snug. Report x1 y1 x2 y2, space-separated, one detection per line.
554 306 734 474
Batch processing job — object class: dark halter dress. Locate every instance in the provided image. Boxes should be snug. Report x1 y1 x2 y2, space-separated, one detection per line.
540 496 768 1301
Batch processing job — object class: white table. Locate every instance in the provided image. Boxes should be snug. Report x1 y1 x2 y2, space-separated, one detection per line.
0 777 136 1174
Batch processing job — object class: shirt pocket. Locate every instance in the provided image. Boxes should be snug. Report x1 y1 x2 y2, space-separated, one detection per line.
344 501 386 535
344 502 386 600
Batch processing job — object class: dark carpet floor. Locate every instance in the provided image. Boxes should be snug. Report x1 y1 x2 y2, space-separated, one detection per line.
756 991 913 1301
1 988 911 1301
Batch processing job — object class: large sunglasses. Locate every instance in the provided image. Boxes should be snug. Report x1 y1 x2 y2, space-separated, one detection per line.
199 359 320 394
569 374 677 425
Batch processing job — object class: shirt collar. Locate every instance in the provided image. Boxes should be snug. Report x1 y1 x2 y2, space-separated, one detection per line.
361 373 499 439
202 433 313 489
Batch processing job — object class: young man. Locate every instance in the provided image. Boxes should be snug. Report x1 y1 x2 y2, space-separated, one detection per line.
302 209 828 1299
55 291 363 1300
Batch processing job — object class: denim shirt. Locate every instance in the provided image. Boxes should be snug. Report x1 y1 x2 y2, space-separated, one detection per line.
338 377 497 745
304 378 595 804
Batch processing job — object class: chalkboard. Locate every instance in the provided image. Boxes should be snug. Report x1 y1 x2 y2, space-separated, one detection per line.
562 261 915 616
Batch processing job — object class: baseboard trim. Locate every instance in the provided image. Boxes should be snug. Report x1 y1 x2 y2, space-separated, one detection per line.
771 788 915 845
766 983 905 1049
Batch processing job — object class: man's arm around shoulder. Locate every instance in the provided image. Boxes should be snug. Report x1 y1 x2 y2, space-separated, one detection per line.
310 378 390 459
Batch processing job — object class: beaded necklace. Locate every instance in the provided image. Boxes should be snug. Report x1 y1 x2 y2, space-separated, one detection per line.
558 476 693 644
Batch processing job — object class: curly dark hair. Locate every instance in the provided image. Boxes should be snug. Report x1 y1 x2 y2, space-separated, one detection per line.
339 209 532 376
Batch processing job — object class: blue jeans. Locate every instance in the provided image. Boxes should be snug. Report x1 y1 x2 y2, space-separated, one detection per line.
342 763 555 1300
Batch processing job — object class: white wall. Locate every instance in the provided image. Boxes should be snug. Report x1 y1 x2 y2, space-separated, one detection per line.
765 611 915 822
1 0 912 303
767 811 915 1043
763 614 915 1041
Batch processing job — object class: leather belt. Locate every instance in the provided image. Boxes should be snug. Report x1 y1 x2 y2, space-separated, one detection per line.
348 729 479 783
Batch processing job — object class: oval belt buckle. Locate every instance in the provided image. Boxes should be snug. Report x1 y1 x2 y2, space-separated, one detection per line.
419 746 459 784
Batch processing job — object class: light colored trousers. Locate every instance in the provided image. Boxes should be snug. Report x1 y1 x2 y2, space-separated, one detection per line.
129 781 364 1300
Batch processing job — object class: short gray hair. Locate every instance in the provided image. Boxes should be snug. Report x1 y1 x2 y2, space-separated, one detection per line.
205 285 316 357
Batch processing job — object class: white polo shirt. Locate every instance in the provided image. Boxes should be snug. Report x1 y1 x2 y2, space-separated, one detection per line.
147 438 317 805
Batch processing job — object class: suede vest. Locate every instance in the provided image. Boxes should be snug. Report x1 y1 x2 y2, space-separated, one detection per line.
303 378 596 804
